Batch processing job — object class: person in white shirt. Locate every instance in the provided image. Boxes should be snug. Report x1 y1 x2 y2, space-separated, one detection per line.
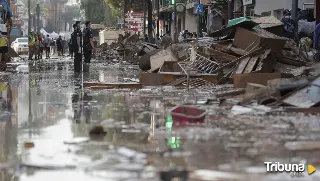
43 34 51 58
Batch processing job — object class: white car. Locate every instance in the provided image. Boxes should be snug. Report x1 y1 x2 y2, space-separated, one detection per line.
11 37 29 54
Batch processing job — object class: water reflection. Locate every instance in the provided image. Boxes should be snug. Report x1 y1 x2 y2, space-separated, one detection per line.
71 89 92 124
0 75 18 181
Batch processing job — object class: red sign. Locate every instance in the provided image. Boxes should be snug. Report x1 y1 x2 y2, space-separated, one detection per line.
125 12 145 32
131 13 144 17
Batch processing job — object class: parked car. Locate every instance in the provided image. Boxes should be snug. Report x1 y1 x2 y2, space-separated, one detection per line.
11 37 28 54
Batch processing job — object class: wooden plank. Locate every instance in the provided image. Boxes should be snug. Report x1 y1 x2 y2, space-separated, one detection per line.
201 47 237 62
84 82 142 89
243 55 259 73
234 57 251 74
141 72 219 86
232 73 283 88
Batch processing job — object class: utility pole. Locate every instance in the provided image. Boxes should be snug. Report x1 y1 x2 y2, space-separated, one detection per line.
36 3 40 32
147 0 153 42
173 1 177 42
156 0 159 38
197 0 200 38
143 0 146 34
28 0 31 34
316 0 320 24
33 15 36 32
228 0 233 20
292 0 298 42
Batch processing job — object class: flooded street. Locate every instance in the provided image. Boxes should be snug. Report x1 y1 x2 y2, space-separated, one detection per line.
0 58 320 181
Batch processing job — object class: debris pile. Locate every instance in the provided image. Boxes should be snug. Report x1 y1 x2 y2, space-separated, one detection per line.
134 16 320 112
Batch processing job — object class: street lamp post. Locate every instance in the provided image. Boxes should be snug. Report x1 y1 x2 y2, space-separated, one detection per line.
292 0 298 42
156 0 159 38
28 0 31 34
173 0 177 42
36 3 40 32
228 0 233 20
197 0 200 39
28 74 32 124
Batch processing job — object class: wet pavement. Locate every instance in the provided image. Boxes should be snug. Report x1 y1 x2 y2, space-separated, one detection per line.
0 57 320 181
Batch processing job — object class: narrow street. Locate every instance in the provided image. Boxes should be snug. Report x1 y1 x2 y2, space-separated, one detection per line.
0 57 319 181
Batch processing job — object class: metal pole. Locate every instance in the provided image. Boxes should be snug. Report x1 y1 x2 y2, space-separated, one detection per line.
197 0 200 38
228 0 233 20
36 4 40 32
143 0 146 35
28 0 31 34
315 0 320 24
28 75 32 123
292 0 298 42
156 0 159 38
33 15 36 32
173 2 177 42
147 0 153 41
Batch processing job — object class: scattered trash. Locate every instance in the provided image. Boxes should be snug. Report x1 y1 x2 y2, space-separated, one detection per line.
24 142 35 149
170 105 207 126
64 137 90 145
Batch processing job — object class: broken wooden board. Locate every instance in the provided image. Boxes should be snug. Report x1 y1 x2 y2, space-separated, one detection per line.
84 82 142 89
212 43 247 56
234 49 273 74
159 61 182 73
141 72 219 86
232 73 293 88
233 27 286 55
167 77 215 88
284 107 320 114
234 57 250 74
200 47 237 62
243 55 260 73
282 76 320 108
149 49 178 72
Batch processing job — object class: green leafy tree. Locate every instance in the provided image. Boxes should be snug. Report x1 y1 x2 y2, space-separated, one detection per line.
61 5 81 31
80 0 106 24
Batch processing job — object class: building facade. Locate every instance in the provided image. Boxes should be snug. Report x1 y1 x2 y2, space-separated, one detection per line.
157 0 210 40
243 0 315 19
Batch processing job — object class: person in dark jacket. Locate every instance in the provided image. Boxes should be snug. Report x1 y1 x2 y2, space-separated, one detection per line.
83 21 95 63
56 36 63 56
68 38 73 58
72 21 82 72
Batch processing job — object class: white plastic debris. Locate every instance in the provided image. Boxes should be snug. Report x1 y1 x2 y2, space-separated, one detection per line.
16 64 29 73
117 147 146 160
231 105 253 115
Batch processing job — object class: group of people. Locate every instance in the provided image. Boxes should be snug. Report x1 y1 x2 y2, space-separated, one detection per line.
28 33 71 60
27 20 95 72
70 20 96 72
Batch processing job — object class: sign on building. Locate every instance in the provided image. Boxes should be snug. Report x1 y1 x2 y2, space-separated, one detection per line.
125 12 145 32
194 4 204 15
243 0 255 6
